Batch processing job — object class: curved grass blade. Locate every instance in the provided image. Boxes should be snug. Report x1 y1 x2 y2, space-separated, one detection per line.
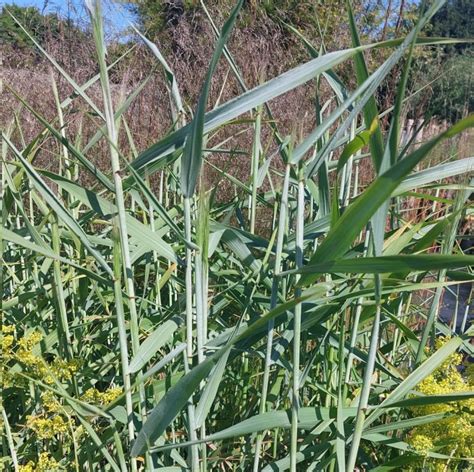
132 45 382 173
128 317 184 374
295 254 474 277
393 157 474 196
362 336 465 430
43 171 177 262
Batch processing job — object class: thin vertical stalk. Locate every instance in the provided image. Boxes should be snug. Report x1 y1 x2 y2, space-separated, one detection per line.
184 372 200 472
145 170 162 307
250 107 262 234
184 197 194 362
195 258 204 365
50 70 69 179
339 121 355 208
253 163 291 472
389 300 404 362
335 308 348 471
346 304 381 472
111 228 137 472
290 167 304 472
87 1 145 469
460 299 471 334
196 189 210 363
89 0 141 360
451 288 460 335
112 429 128 472
344 228 371 383
51 217 74 362
183 196 199 471
196 190 208 472
352 161 360 199
52 71 81 329
157 170 166 307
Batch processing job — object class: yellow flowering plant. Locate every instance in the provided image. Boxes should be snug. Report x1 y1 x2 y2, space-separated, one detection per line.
26 415 69 440
81 386 123 406
407 338 474 470
2 325 121 470
18 452 62 472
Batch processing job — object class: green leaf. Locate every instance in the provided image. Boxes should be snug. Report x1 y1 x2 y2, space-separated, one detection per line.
382 391 474 408
2 228 110 286
393 157 474 196
132 44 387 174
6 85 114 191
132 26 184 120
127 164 196 250
300 0 445 176
128 317 183 374
131 349 224 456
364 413 449 435
132 293 329 456
194 348 231 428
361 432 455 460
296 254 474 278
43 171 177 262
337 118 378 173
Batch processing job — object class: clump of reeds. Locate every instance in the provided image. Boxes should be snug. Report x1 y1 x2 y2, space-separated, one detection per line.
1 1 473 471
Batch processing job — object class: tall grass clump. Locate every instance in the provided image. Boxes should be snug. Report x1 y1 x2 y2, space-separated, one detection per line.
1 0 473 471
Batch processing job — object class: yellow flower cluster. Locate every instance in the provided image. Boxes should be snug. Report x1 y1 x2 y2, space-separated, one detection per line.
81 386 122 405
1 324 15 353
410 434 434 455
18 330 43 351
26 414 69 439
40 359 80 384
41 391 62 413
3 327 43 369
2 325 80 384
408 337 474 469
18 452 61 472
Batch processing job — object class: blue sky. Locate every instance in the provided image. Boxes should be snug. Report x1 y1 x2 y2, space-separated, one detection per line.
0 0 137 36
